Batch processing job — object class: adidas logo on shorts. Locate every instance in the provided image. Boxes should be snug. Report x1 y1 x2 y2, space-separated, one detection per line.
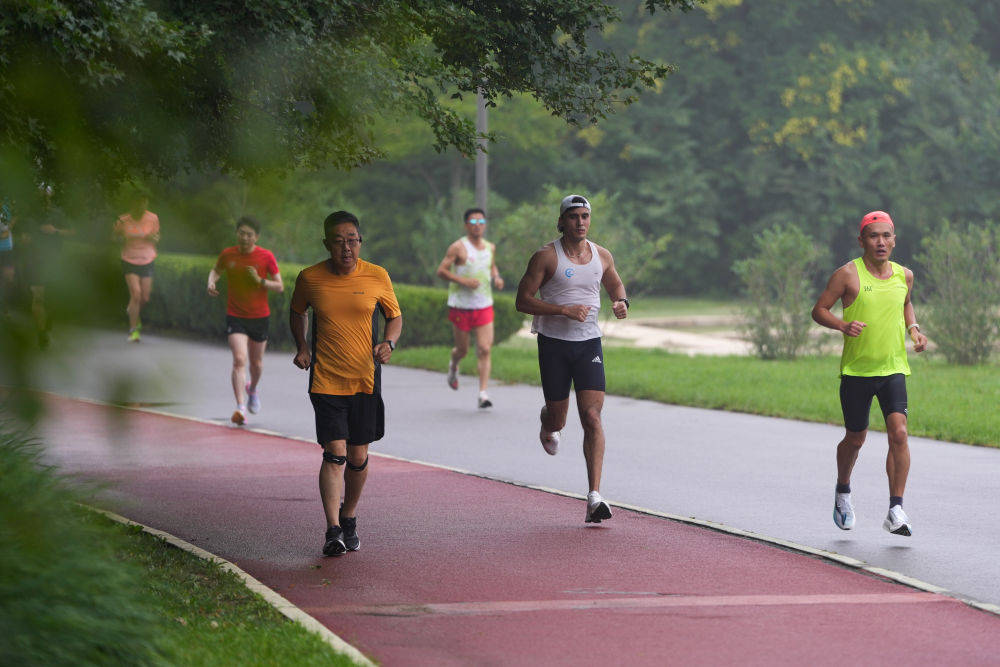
591 356 602 364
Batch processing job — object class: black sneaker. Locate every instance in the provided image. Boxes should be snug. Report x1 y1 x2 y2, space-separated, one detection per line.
341 516 360 551
323 526 346 556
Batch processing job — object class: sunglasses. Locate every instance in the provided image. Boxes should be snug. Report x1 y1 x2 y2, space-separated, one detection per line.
467 217 487 225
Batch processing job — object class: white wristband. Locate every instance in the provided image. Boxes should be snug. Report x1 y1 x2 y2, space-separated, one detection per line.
907 323 920 332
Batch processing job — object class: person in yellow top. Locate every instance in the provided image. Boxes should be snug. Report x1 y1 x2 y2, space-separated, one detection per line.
290 211 402 556
812 211 928 537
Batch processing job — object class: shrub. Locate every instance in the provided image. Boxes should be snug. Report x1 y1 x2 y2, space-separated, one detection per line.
735 226 828 360
916 221 1000 365
0 426 167 664
128 250 524 349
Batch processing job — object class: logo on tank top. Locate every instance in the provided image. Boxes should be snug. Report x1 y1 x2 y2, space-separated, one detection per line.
864 285 872 292
565 267 575 278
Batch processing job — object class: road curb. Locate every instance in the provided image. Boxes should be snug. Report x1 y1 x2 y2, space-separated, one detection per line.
87 505 374 667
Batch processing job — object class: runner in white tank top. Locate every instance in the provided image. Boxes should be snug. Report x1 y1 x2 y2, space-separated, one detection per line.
436 208 504 408
515 194 629 524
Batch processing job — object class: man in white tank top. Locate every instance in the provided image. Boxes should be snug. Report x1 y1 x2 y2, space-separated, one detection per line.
515 195 629 523
436 207 504 408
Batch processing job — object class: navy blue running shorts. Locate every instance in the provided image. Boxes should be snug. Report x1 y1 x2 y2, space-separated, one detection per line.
310 392 385 446
226 315 269 343
839 373 908 432
537 333 606 401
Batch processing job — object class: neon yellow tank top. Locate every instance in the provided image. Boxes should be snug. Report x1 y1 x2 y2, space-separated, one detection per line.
840 257 910 377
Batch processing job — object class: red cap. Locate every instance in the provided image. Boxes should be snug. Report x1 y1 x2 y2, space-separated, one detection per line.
860 210 894 235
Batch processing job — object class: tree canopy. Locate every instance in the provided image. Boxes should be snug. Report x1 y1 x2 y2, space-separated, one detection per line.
0 0 695 192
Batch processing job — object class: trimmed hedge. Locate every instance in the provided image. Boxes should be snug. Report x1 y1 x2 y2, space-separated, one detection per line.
138 251 524 349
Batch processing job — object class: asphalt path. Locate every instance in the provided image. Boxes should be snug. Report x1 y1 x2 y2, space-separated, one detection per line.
22 329 1000 607
36 396 1000 665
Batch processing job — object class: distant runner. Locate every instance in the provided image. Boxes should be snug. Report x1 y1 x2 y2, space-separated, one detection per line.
515 194 628 523
290 211 402 556
20 183 72 349
113 190 160 342
208 216 283 426
812 210 928 536
0 197 15 299
436 207 504 408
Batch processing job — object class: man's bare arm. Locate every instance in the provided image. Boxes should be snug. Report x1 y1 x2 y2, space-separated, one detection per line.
435 242 478 288
598 247 628 320
290 308 311 369
903 268 928 352
812 267 865 337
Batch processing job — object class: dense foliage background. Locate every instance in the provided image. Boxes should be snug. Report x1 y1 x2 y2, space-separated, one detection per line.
116 0 1000 297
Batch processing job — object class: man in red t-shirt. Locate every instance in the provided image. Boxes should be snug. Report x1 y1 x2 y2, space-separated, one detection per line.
207 216 283 425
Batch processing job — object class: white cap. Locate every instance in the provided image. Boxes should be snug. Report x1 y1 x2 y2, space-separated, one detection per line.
559 194 591 216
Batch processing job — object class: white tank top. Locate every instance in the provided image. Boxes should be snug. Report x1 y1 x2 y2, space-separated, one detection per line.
447 238 494 309
531 239 603 341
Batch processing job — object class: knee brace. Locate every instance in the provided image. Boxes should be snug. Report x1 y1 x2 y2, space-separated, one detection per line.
346 455 369 472
322 451 346 465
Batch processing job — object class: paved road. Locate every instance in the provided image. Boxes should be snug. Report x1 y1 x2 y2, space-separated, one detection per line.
23 329 1000 607
37 395 1000 665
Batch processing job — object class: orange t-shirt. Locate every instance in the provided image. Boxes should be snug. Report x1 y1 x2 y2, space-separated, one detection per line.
290 259 401 396
115 211 160 265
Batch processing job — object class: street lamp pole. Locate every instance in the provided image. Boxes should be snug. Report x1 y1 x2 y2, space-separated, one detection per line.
475 88 488 213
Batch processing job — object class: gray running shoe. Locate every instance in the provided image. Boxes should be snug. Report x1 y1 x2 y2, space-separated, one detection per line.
246 384 261 414
883 505 912 536
585 492 612 523
341 516 360 551
540 429 560 455
833 492 855 530
323 526 347 556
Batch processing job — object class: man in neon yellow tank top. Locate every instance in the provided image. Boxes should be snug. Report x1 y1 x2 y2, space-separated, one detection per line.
812 211 928 536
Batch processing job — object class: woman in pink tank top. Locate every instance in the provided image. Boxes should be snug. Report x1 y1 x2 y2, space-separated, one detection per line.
113 191 160 342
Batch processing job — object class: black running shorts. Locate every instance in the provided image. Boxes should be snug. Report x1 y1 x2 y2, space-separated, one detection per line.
121 259 155 278
226 315 269 342
310 392 385 446
537 333 606 401
839 373 908 432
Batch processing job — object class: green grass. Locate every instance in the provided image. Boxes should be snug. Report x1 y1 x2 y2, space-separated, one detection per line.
394 345 1000 448
617 296 740 319
105 515 359 666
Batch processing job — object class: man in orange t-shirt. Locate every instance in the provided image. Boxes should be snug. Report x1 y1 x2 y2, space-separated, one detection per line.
290 210 402 557
113 190 160 342
208 216 283 425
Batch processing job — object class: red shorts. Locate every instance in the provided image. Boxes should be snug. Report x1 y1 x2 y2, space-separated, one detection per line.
448 305 494 332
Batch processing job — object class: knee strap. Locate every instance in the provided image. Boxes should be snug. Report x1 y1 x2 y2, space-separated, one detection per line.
346 455 369 472
323 451 346 465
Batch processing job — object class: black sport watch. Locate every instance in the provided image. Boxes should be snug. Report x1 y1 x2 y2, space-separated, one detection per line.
384 339 396 350
616 298 630 309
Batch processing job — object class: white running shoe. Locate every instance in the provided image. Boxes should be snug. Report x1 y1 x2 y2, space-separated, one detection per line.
883 505 912 536
246 384 261 414
540 429 560 455
585 491 613 523
833 492 855 530
447 362 459 390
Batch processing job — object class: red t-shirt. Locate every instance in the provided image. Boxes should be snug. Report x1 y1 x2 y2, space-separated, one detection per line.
214 246 280 318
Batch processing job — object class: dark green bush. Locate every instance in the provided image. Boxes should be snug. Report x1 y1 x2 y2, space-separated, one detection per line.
735 226 828 360
134 251 524 349
916 222 1000 365
0 426 167 665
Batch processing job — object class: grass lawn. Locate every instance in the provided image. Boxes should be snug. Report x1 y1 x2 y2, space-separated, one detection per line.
617 295 740 319
394 344 1000 448
104 514 360 666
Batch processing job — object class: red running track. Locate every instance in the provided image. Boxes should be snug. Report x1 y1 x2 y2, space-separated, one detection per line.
39 396 1000 665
